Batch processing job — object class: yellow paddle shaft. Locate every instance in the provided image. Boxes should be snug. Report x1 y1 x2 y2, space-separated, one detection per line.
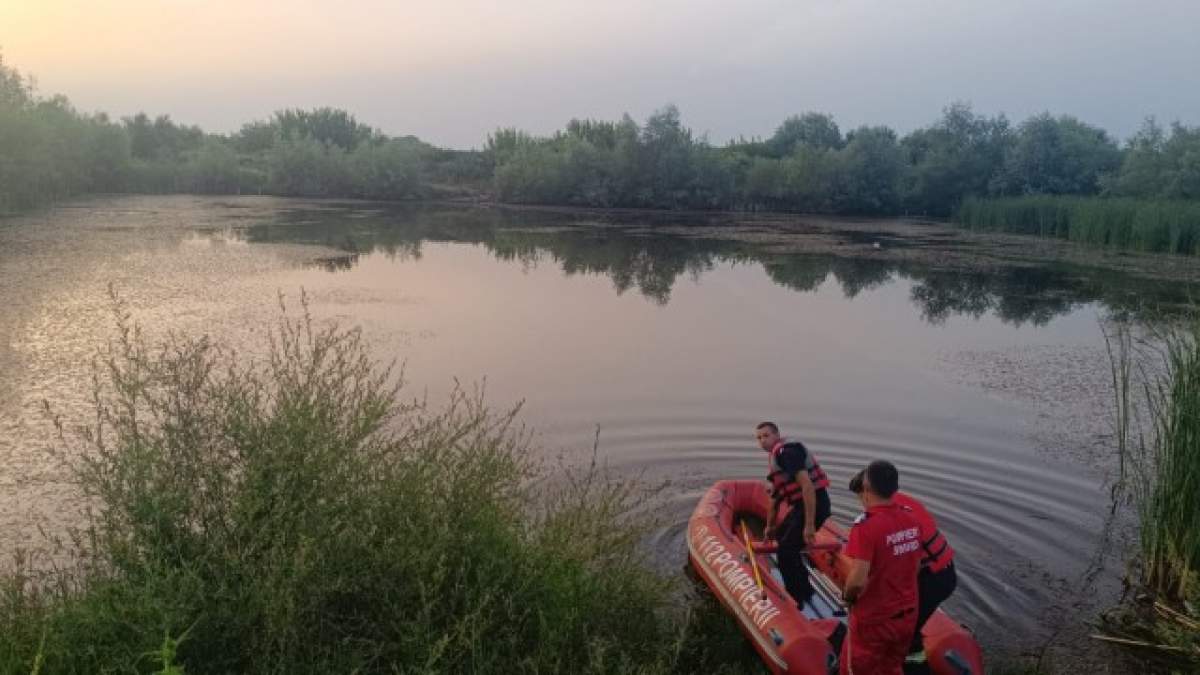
741 522 766 597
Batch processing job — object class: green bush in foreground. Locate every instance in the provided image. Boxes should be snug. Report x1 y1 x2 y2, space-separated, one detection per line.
0 296 754 675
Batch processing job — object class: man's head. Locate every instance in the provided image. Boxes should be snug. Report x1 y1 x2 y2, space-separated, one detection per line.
848 469 865 495
849 461 899 506
755 421 780 452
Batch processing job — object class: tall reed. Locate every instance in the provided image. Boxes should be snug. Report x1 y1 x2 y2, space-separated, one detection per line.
957 197 1200 255
1095 318 1200 669
1108 317 1200 601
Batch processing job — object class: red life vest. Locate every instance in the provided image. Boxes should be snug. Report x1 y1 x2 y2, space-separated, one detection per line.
767 440 831 505
892 492 955 573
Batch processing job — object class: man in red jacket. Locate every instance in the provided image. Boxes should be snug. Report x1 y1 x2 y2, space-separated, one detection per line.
850 470 958 674
841 461 922 675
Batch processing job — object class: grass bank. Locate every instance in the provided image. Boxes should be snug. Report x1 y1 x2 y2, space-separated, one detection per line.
956 196 1200 255
0 295 756 675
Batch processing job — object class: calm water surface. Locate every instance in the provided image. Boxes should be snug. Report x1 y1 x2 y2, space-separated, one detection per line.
2 196 1176 659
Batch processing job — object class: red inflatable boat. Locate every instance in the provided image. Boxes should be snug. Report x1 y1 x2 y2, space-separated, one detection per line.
686 480 984 674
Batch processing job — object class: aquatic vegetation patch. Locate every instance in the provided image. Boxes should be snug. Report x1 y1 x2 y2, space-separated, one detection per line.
1097 317 1200 668
957 196 1200 256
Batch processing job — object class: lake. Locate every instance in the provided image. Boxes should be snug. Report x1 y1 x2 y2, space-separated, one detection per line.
3 195 1190 663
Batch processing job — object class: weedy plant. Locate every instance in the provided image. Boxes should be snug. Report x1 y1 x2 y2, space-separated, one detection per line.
0 292 758 675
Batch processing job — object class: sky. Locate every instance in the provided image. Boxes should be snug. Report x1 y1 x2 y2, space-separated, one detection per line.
2 0 1198 149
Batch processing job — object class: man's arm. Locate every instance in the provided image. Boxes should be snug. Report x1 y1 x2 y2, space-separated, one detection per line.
843 558 870 605
797 470 817 546
764 499 780 539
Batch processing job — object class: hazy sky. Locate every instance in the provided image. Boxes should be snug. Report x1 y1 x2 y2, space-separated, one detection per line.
2 0 1198 149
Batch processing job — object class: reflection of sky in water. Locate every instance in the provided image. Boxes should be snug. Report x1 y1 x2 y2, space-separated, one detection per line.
0 196 1167 658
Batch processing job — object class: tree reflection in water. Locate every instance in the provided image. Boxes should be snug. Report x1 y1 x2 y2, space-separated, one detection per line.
243 204 1194 326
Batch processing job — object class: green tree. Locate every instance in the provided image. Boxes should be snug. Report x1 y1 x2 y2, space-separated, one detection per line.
1159 123 1200 200
901 102 1012 215
834 126 904 214
349 138 426 200
560 135 617 206
610 113 642 204
492 139 572 204
0 105 45 212
183 139 247 194
689 145 740 209
272 108 378 151
993 113 1121 195
234 120 278 154
766 112 843 157
267 137 353 197
0 51 30 108
123 113 203 161
486 127 535 169
743 157 787 210
80 114 132 192
638 104 696 207
563 118 622 150
1107 118 1167 197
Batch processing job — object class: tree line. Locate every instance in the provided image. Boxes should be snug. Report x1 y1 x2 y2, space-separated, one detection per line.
2 53 1198 217
492 105 1199 216
0 54 488 214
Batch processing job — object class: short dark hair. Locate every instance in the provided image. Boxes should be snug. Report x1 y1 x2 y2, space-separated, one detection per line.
756 421 779 434
848 470 865 494
865 460 899 498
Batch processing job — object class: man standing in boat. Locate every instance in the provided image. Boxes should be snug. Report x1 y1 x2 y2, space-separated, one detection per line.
850 470 957 675
755 421 832 607
842 461 922 675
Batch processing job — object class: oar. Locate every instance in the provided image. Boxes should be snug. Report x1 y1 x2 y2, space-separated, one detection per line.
741 522 767 599
847 618 856 675
751 539 841 554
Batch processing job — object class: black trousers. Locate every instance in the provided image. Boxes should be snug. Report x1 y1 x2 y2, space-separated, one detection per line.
776 489 832 604
910 562 957 653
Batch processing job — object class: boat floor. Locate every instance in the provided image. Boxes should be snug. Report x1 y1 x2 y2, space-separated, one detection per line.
767 553 848 622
